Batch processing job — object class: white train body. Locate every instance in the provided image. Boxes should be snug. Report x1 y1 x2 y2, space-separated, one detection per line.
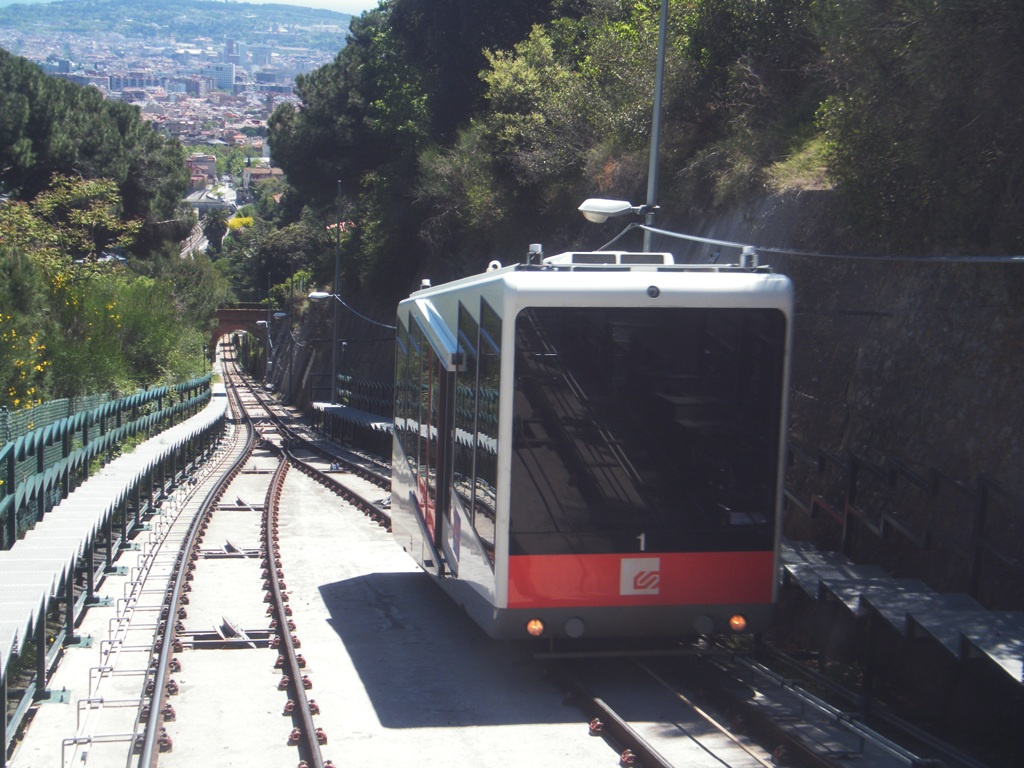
391 252 793 640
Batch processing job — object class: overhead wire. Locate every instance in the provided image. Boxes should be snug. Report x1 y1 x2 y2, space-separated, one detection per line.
331 294 396 330
599 221 1024 264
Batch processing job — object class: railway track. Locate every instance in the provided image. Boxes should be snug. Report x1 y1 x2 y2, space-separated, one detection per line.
552 644 953 768
8 350 398 768
147 356 390 768
8 347 970 768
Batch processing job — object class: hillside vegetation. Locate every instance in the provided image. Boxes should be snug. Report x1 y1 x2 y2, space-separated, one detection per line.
3 0 1024 411
255 0 1024 310
0 49 231 410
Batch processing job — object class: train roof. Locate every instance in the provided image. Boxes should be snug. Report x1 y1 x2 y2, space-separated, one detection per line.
405 251 788 302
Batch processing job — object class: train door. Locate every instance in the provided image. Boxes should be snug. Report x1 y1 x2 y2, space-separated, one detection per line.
404 312 458 576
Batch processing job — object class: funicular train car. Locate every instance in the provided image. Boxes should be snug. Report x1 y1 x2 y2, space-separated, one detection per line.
391 250 793 640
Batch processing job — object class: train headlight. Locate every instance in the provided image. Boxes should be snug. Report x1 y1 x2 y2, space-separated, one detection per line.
728 614 748 633
526 619 545 637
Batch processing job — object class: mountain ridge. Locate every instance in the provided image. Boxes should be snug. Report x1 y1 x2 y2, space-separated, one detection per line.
0 0 351 54
0 0 351 47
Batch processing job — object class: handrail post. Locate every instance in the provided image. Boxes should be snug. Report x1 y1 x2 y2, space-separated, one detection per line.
968 475 989 598
842 454 858 555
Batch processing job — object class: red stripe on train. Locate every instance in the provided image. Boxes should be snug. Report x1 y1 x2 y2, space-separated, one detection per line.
507 551 774 608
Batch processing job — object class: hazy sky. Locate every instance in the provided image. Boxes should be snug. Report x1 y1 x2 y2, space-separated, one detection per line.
246 0 381 15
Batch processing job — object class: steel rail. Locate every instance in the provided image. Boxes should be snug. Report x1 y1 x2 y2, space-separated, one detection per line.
136 368 255 767
238 375 391 528
712 651 944 768
223 360 327 765
261 451 325 768
247 382 391 490
550 663 675 768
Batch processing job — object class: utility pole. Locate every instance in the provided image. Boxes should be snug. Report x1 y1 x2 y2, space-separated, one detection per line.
643 0 668 252
331 180 341 404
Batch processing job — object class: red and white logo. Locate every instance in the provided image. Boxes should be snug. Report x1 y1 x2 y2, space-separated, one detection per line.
620 557 661 596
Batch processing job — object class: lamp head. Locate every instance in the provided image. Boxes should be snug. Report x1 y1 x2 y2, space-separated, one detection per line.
308 291 332 302
578 198 636 224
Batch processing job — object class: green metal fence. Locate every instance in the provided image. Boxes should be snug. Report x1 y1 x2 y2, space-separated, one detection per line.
0 376 212 548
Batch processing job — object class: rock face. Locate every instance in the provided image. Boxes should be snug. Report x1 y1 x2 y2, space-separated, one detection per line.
671 191 1024 605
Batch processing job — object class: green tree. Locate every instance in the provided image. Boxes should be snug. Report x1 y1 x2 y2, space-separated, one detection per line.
0 50 190 258
0 244 49 410
0 175 211 402
149 246 235 327
268 6 431 204
388 0 557 139
201 208 230 254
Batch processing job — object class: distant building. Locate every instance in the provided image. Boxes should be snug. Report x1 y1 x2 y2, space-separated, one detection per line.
242 166 283 189
120 88 148 103
109 72 165 91
254 68 286 85
257 83 294 97
188 154 218 181
201 63 235 93
59 73 109 89
185 189 234 215
253 46 273 67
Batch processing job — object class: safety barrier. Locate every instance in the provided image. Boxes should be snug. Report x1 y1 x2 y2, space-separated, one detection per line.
0 376 212 549
785 439 1024 609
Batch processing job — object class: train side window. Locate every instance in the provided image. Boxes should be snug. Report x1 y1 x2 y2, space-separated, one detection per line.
394 319 416 470
474 299 501 551
411 319 435 504
454 302 496 560
454 303 479 516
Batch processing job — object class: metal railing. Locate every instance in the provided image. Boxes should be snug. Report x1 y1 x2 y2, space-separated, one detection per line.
785 439 1024 608
0 377 212 549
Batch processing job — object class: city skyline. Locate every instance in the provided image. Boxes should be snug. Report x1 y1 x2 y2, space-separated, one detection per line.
246 0 379 14
0 0 380 16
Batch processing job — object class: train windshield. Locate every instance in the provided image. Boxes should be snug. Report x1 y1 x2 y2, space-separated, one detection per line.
509 305 786 556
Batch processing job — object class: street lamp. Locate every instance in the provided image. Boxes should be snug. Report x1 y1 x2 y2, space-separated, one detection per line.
309 289 340 404
326 181 343 403
577 199 656 224
580 0 668 251
254 319 270 383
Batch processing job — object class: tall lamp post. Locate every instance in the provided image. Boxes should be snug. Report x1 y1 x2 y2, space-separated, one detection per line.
255 319 269 383
272 311 288 399
309 182 343 404
330 181 342 404
643 0 669 251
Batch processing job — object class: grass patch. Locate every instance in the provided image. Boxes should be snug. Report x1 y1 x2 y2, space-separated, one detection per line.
766 134 831 192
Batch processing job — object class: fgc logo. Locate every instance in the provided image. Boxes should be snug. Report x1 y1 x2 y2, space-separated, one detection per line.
619 557 661 596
